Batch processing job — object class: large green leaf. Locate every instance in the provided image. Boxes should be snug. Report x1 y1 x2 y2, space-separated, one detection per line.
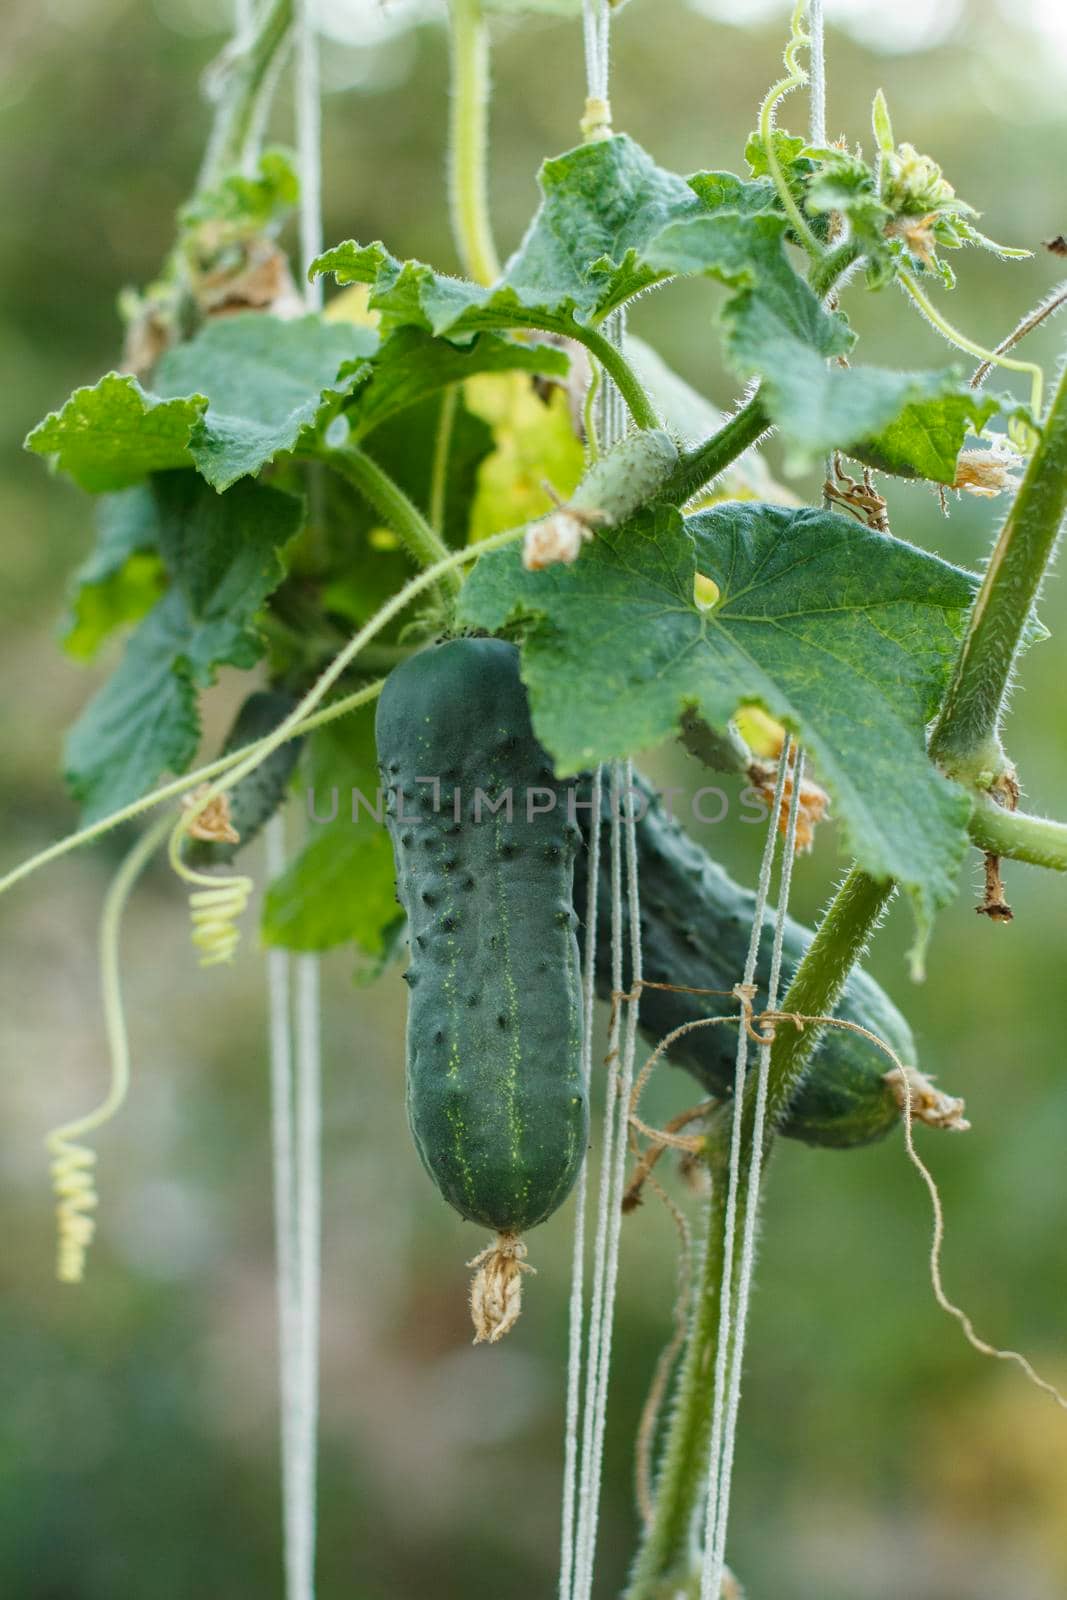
458 500 978 954
262 714 402 970
725 293 1003 476
25 375 207 492
312 135 710 334
153 313 378 489
65 473 302 821
63 487 166 659
849 388 1007 482
345 326 568 441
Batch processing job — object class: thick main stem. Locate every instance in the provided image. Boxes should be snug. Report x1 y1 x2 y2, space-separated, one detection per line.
319 443 459 591
625 1137 731 1600
448 0 501 287
929 357 1067 783
660 394 771 506
573 322 662 433
624 869 893 1596
198 0 295 192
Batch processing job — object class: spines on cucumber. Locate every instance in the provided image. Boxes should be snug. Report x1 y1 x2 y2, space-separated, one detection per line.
375 637 588 1340
574 772 912 1149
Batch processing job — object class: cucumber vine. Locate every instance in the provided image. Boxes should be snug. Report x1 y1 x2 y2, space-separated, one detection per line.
9 1 1067 1596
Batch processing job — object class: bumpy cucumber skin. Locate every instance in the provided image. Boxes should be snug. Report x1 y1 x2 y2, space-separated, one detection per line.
186 690 303 867
574 775 908 1149
571 428 679 524
376 639 587 1234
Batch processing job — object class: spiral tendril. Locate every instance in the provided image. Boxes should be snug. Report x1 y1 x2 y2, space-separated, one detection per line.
171 790 254 967
187 873 255 965
45 818 168 1283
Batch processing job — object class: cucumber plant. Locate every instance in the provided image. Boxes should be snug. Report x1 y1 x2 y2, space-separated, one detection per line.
9 0 1067 1594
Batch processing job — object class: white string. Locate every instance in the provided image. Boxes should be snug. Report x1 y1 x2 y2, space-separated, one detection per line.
560 766 603 1600
577 761 643 1596
296 0 324 306
704 748 805 1596
571 765 625 1600
808 0 826 147
265 814 304 1600
565 14 636 1598
290 1 325 1590
699 741 792 1600
580 0 610 104
294 951 322 1598
262 3 326 1594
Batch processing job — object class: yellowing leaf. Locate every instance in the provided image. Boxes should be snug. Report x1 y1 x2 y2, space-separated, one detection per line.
464 372 585 542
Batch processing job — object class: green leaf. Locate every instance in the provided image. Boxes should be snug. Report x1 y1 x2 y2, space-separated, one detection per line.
25 374 207 492
153 313 378 490
180 147 299 234
63 487 166 659
314 136 716 334
65 473 302 821
457 500 977 948
722 284 1006 477
262 714 401 967
850 388 1005 482
645 210 851 363
504 135 705 317
346 326 568 441
624 337 797 505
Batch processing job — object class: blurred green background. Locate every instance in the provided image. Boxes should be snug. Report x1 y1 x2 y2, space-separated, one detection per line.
2 1 1067 1596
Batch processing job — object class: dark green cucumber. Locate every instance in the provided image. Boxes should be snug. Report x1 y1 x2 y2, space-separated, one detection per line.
187 690 304 867
375 638 587 1234
574 774 908 1149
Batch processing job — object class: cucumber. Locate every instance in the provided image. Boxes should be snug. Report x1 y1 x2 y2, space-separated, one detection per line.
574 773 908 1149
187 690 304 867
375 638 587 1250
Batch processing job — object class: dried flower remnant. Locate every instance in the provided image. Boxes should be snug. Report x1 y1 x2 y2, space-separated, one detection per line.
749 757 829 852
468 1233 535 1343
954 448 1022 499
181 784 240 845
523 506 602 570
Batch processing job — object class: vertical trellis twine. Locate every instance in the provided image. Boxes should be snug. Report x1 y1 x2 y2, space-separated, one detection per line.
564 14 643 1600
263 3 325 1596
702 749 806 1597
265 814 304 1600
698 743 793 1600
808 0 826 147
296 0 324 309
560 766 603 1600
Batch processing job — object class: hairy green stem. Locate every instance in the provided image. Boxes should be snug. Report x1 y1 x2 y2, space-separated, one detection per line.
759 868 896 1132
625 1135 731 1600
625 869 893 1594
968 794 1067 872
197 0 295 192
448 0 500 286
808 237 862 300
660 393 771 505
572 322 662 432
318 443 460 593
758 0 823 262
430 387 459 533
899 270 1044 420
929 356 1067 782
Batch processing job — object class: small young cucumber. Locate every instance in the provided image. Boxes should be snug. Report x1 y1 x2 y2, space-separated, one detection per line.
375 638 587 1238
574 773 908 1149
570 427 679 525
186 689 304 867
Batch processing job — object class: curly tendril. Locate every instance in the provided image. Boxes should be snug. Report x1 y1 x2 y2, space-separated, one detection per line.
46 817 170 1282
